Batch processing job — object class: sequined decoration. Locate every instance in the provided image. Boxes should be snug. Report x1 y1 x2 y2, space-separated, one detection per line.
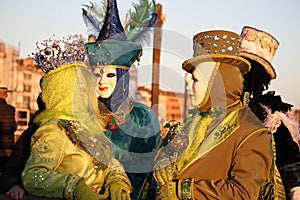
193 30 242 57
178 179 194 199
64 174 80 200
57 119 112 171
32 34 87 73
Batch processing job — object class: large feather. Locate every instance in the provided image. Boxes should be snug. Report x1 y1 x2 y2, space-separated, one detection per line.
125 0 157 44
82 0 157 44
82 8 101 37
131 12 157 43
82 2 107 38
83 1 107 20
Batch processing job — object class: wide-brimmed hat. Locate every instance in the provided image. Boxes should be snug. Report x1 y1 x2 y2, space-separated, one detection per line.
85 0 143 69
240 26 279 79
0 84 12 92
182 30 251 75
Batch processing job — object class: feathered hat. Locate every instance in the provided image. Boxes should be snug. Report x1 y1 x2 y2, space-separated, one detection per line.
84 0 145 69
182 30 251 75
240 26 279 79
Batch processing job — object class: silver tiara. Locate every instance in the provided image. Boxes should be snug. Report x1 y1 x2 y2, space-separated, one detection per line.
32 34 87 73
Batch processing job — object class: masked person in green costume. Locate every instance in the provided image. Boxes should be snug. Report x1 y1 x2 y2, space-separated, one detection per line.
21 34 131 200
84 0 160 199
153 30 273 199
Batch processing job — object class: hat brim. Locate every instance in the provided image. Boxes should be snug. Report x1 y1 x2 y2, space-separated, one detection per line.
182 54 251 75
240 51 276 79
0 88 12 92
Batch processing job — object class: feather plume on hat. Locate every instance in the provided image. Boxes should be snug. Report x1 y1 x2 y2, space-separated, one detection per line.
82 0 157 44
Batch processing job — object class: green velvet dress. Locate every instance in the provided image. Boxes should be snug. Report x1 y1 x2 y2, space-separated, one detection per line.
99 99 160 200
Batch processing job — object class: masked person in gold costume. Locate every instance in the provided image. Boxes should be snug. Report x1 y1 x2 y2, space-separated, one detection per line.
153 30 273 199
21 35 131 200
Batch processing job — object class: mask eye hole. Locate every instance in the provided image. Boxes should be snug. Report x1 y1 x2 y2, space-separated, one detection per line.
107 73 116 78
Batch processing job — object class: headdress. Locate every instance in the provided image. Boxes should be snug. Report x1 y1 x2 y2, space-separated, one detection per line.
84 0 148 69
30 34 100 127
32 34 87 73
83 0 157 112
32 35 112 167
31 34 93 120
240 26 279 79
182 30 250 75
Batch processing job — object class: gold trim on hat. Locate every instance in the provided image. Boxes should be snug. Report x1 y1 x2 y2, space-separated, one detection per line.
93 65 130 70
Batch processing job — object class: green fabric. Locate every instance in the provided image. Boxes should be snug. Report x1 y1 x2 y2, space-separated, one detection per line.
179 179 192 199
105 102 160 199
85 40 142 67
22 122 81 199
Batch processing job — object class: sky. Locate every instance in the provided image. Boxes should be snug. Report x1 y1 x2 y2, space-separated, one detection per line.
1 0 300 108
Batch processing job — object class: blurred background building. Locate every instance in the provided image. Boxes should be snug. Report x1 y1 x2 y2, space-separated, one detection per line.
0 42 43 139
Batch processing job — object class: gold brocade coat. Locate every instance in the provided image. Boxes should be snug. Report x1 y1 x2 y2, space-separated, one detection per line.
21 64 127 199
21 119 124 198
176 105 273 199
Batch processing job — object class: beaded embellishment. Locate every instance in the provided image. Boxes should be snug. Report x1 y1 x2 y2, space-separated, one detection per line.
32 34 87 73
57 119 112 171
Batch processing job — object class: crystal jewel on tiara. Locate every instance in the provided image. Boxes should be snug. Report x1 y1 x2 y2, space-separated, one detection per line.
32 34 87 73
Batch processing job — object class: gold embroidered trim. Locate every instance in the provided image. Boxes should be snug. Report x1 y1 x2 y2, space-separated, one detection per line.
178 178 195 200
93 65 129 70
64 174 81 200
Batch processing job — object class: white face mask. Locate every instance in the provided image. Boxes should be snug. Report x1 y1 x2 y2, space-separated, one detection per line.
93 67 117 98
186 62 218 107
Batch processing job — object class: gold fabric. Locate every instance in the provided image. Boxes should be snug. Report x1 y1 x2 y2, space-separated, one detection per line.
22 120 125 198
258 134 286 200
34 63 105 135
182 30 251 75
160 63 272 199
22 63 128 199
199 63 244 112
156 182 178 200
176 107 272 199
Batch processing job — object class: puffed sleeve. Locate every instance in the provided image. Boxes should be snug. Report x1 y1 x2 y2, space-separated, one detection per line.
21 123 81 199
